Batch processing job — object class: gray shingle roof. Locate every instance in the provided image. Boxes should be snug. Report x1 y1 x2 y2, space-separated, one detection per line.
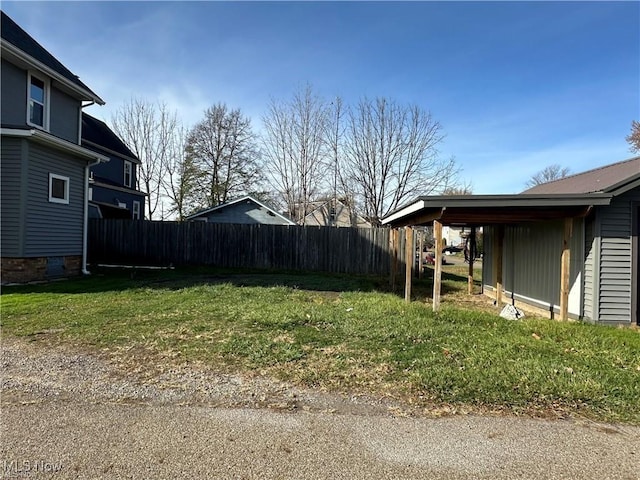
81 113 139 163
1 11 102 103
522 156 640 194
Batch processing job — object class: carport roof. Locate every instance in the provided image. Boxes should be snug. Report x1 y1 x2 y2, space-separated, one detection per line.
381 193 613 227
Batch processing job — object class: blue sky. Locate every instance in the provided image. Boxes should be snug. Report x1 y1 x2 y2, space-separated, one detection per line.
4 1 639 193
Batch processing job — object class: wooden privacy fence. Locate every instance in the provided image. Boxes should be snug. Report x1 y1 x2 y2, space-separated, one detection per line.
88 220 408 276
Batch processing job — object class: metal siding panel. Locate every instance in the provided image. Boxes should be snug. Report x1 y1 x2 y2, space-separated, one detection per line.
504 222 562 307
482 226 494 288
49 87 81 143
23 142 85 256
0 137 24 255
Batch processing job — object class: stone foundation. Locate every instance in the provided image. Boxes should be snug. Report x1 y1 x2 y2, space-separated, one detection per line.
1 256 82 284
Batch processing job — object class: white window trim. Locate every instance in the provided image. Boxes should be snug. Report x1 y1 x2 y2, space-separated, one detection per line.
124 160 132 188
49 173 69 204
132 200 141 220
26 71 50 130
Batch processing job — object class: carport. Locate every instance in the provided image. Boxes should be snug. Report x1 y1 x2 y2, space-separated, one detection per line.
381 193 613 321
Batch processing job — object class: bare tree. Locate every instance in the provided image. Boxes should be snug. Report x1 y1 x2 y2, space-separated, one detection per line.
342 97 454 225
161 125 199 220
626 120 640 153
111 98 178 220
262 85 330 223
442 183 473 195
525 164 570 188
186 103 259 209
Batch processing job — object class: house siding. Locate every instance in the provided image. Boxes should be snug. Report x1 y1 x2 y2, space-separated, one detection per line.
0 58 28 128
91 186 144 218
0 137 25 256
304 203 370 228
0 59 80 143
90 154 136 189
23 142 86 256
596 187 640 324
49 87 81 143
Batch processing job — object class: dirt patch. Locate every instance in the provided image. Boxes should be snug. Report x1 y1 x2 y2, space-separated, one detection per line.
0 336 416 417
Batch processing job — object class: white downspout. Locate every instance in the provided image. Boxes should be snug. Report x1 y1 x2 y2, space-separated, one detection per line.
83 158 102 275
80 100 97 275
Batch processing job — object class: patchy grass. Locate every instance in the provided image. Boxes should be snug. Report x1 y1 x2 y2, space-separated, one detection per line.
2 267 639 423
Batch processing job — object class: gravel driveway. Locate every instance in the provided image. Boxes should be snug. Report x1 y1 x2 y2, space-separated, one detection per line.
1 337 639 479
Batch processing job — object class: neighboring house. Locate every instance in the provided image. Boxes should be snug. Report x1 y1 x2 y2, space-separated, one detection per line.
382 156 640 326
301 198 371 228
1 11 108 283
442 226 466 247
186 196 296 225
81 113 145 220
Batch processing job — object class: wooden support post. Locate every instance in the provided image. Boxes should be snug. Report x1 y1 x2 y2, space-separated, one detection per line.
433 220 443 312
418 230 424 280
560 218 573 321
493 226 504 308
405 227 413 302
468 227 476 295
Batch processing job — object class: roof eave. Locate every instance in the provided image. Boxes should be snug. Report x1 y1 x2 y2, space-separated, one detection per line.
1 127 109 162
604 174 640 197
1 40 105 105
381 193 613 226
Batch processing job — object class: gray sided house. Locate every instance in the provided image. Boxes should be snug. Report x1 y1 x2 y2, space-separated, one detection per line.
1 11 107 282
186 196 296 225
81 113 146 220
383 156 640 326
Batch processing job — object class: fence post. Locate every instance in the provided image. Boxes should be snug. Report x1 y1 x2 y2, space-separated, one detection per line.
405 227 414 302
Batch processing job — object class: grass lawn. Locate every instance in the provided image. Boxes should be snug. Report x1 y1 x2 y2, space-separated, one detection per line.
2 265 639 423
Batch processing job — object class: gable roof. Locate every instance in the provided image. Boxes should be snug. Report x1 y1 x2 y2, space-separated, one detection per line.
81 113 139 163
523 156 640 195
0 11 104 104
186 196 296 225
382 155 639 227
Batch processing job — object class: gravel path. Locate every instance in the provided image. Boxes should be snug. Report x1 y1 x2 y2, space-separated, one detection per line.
1 337 639 479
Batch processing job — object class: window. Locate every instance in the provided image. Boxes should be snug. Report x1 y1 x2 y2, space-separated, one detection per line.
132 201 141 220
27 72 49 129
49 174 69 204
124 161 132 188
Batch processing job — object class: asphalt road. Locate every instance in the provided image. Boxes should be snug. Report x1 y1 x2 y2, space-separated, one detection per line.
1 338 639 479
2 402 639 480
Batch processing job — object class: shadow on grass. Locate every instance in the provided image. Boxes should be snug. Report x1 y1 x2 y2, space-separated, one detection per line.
408 267 481 300
1 266 394 296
